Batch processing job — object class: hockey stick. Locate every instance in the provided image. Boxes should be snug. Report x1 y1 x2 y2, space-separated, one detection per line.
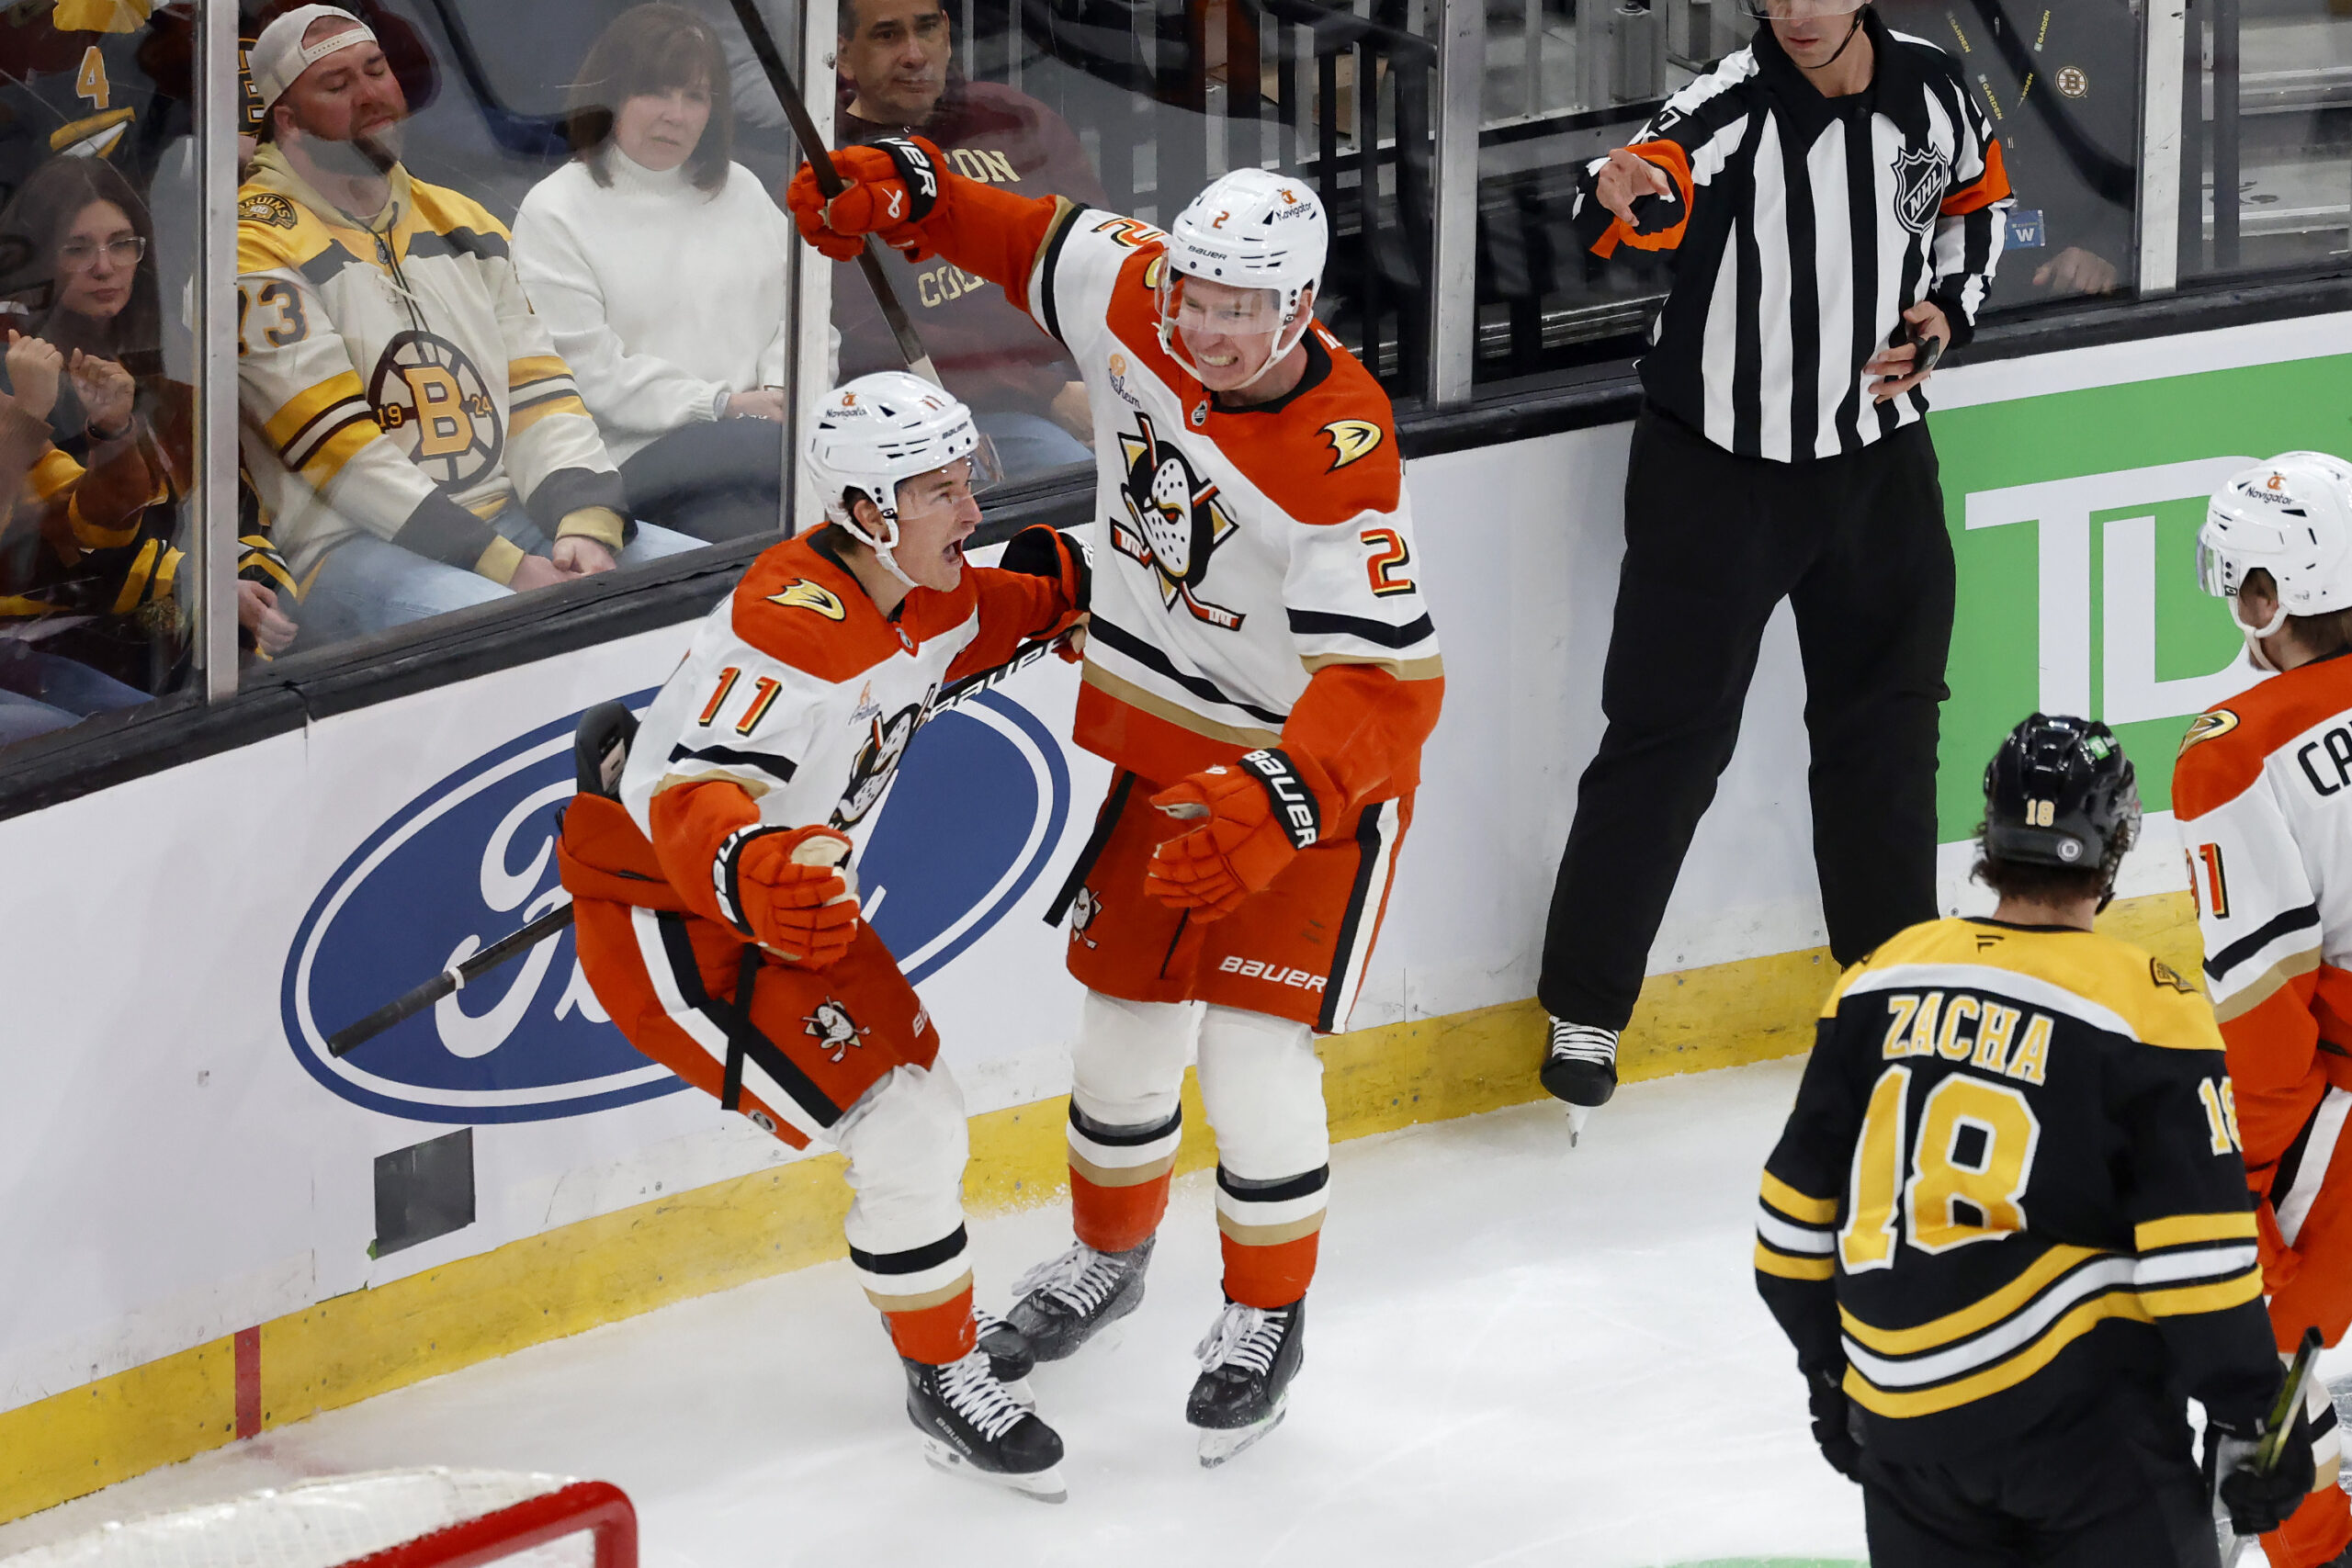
322 633 1073 1058
325 902 577 1058
723 0 943 386
2222 1325 2324 1567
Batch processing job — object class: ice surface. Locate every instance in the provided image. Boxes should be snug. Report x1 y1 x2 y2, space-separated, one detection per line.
4 1058 2271 1568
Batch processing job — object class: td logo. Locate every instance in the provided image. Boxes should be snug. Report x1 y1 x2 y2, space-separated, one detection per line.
1945 456 2263 836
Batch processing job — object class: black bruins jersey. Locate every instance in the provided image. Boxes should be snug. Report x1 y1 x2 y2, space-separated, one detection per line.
1756 917 2280 1460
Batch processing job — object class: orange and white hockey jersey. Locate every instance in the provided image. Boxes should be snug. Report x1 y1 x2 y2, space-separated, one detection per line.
2173 655 2352 1179
880 172 1443 821
619 528 1077 863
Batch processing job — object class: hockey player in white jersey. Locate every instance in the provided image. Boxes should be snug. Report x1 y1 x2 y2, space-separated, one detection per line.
2175 452 2352 1568
557 372 1088 1498
789 142 1443 1464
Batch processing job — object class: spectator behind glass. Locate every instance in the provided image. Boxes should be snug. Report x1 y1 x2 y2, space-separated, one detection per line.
0 157 295 674
236 6 698 650
0 330 152 745
825 0 1107 479
511 3 795 544
1877 0 2137 300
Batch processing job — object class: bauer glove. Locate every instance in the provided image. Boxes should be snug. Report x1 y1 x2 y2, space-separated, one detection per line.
1806 1368 1861 1483
717 823 861 967
1147 748 1328 919
786 136 945 261
2209 1402 2320 1539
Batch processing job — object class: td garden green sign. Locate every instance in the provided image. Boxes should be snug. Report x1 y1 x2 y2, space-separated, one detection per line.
1931 352 2352 841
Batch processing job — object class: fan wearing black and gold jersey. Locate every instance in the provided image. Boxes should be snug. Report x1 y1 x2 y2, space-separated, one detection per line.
1757 714 2311 1565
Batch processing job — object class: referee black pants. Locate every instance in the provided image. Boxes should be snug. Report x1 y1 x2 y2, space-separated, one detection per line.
1538 407 1954 1032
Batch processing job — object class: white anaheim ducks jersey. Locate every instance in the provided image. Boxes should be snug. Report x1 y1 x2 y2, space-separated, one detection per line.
1013 207 1442 786
2173 654 2352 1095
621 528 1063 846
236 147 624 580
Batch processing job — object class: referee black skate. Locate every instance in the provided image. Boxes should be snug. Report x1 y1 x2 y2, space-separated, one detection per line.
1537 0 2010 1133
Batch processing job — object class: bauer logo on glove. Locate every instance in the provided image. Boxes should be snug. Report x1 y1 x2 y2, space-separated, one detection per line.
1146 748 1333 919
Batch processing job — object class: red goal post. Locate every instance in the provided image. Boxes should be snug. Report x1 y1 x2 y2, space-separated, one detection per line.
0 1470 636 1568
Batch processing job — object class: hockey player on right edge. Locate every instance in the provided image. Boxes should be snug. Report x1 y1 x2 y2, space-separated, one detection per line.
1759 714 2311 1564
786 144 1441 1464
2173 453 2352 1568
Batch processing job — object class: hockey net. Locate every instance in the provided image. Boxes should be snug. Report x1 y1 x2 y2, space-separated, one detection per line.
0 1469 636 1568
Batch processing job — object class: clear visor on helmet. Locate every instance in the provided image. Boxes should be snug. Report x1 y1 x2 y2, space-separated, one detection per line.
2196 536 2237 599
888 436 1002 518
1159 271 1287 343
1736 0 1866 17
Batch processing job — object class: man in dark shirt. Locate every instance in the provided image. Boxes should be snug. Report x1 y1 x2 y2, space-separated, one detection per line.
820 0 1108 479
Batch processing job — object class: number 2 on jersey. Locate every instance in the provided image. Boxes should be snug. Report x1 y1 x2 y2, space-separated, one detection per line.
1361 528 1415 597
1839 1066 2041 1270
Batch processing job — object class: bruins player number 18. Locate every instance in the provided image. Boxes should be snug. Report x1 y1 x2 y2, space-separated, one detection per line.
1757 714 2317 1565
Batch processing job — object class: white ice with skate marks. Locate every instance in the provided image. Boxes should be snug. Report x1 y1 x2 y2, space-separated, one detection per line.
17 1055 2203 1568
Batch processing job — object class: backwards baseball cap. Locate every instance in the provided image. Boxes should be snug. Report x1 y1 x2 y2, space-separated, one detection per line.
249 5 379 115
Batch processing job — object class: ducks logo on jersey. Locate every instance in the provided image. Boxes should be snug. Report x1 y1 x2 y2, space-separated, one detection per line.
831 690 934 828
1113 412 1245 631
804 998 870 1063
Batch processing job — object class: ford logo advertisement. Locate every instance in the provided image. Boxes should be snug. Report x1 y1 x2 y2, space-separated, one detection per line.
282 689 1071 1122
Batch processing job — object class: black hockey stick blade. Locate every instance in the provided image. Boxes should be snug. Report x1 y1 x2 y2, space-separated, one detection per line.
325 901 578 1058
723 0 943 386
933 625 1081 713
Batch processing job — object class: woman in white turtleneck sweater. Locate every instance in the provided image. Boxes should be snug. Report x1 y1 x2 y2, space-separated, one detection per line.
512 3 795 541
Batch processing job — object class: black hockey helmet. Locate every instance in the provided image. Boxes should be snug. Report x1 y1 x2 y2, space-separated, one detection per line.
1981 714 2141 896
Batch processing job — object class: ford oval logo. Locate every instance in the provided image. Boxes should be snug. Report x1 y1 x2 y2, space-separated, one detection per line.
282 688 1071 1122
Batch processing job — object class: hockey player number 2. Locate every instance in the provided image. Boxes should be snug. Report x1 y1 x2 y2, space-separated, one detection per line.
1839 1066 2041 1271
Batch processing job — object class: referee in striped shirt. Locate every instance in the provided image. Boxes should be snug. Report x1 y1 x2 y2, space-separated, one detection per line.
1538 0 2013 1130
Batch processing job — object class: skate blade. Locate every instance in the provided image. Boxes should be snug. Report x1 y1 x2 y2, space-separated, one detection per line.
1566 1102 1592 1147
1196 1401 1287 1469
921 1437 1067 1503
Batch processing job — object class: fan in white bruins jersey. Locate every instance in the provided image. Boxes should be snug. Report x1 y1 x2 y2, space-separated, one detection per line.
1758 714 2310 1564
233 6 695 649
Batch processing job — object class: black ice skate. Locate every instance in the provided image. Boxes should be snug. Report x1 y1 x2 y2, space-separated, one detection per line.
904 1347 1067 1502
1540 1017 1618 1144
1186 1294 1306 1468
975 1306 1036 1406
1005 1236 1154 1361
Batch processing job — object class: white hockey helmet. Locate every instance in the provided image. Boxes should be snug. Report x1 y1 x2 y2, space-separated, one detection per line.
805 371 999 587
1156 167 1328 389
2199 452 2352 665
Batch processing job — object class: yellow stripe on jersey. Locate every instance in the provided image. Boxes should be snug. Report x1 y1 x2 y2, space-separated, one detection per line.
66 491 139 550
1839 1244 2107 1356
151 545 182 603
1845 1292 2151 1419
108 538 160 615
1762 1170 1838 1225
27 447 82 504
1755 1242 1834 1281
263 372 368 450
1823 919 2223 1053
2143 1269 2263 1318
509 394 590 439
298 417 383 491
506 355 571 390
2135 1212 2258 1251
1301 651 1448 682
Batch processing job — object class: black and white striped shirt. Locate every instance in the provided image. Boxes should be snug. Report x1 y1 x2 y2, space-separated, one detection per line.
1575 9 2012 463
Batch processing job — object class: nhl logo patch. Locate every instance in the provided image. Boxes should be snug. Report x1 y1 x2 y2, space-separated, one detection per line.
1890 143 1947 236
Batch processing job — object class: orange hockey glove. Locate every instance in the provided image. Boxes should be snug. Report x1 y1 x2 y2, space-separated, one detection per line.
786 136 946 261
717 823 861 967
1146 749 1329 919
